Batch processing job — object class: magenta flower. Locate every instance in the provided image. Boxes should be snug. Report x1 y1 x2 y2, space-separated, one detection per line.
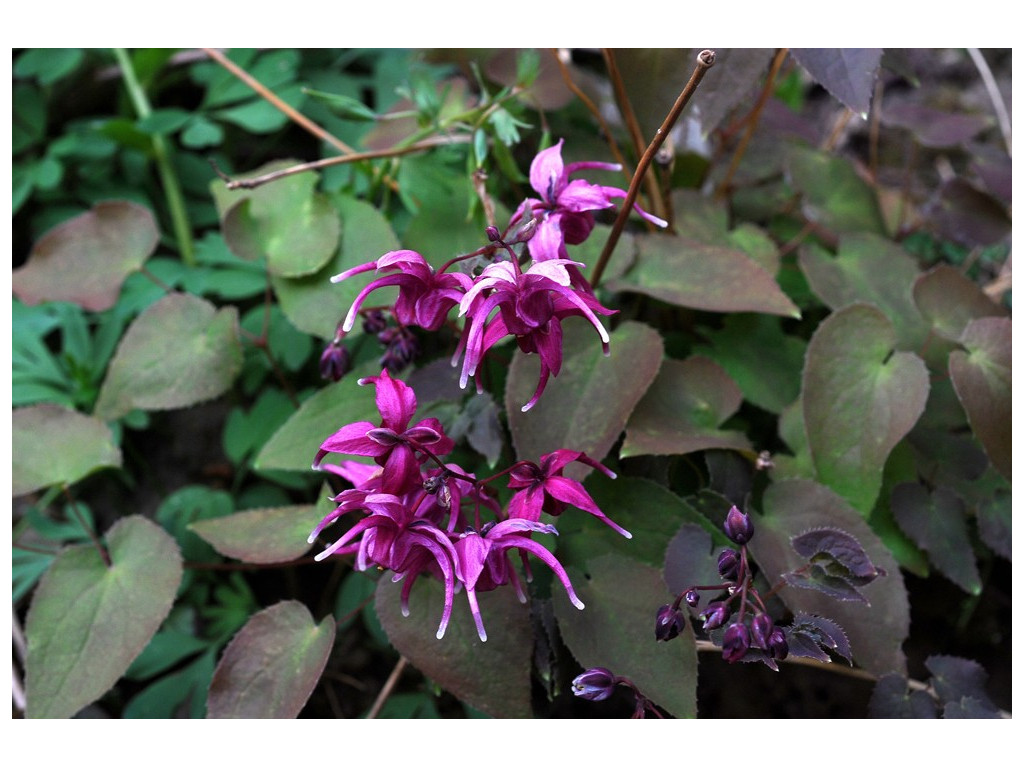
509 138 667 265
332 250 473 333
454 519 584 641
507 450 631 538
456 259 614 411
313 369 454 494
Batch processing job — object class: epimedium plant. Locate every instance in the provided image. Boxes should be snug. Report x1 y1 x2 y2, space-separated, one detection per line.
11 47 1011 719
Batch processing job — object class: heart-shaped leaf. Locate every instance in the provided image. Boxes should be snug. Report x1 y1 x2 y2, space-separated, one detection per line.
25 516 183 718
217 162 340 278
607 234 800 318
948 317 1011 480
554 553 698 718
13 200 159 311
207 601 335 718
786 146 886 234
375 576 533 718
799 234 928 350
93 293 242 420
507 318 663 477
913 265 1008 343
802 304 929 515
891 483 981 594
272 195 401 340
622 356 752 459
747 479 909 677
13 404 122 496
190 504 326 564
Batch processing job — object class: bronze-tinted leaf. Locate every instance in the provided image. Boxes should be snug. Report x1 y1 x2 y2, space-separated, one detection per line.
207 601 335 718
12 404 122 496
913 265 1008 342
189 505 326 564
926 178 1011 248
790 49 883 117
13 200 158 311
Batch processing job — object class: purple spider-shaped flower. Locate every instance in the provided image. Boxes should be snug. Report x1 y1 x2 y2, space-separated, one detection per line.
509 138 667 265
313 369 453 494
507 449 631 538
332 249 473 333
456 259 614 411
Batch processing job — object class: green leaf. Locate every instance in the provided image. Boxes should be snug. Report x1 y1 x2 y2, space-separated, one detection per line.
802 304 929 515
190 505 325 564
218 162 340 278
749 480 909 677
506 319 663 475
25 516 183 718
13 201 159 311
554 553 698 718
607 233 800 318
136 108 193 135
14 48 84 85
124 651 216 719
799 234 928 350
304 88 379 121
891 483 981 594
223 388 296 465
215 83 306 133
786 145 886 234
13 404 122 496
948 317 1011 480
93 294 243 420
181 115 224 148
695 314 805 414
375 576 533 717
272 195 400 340
913 264 1009 342
155 486 234 564
207 601 335 718
255 363 380 472
622 356 752 459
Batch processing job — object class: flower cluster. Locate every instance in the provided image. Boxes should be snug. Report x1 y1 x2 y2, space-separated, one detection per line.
329 140 664 411
656 505 789 665
310 369 630 641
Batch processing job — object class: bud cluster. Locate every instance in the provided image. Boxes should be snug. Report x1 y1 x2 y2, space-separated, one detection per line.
655 505 789 666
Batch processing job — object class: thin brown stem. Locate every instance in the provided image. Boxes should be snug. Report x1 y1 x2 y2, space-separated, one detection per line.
211 136 470 191
366 656 408 719
202 48 354 156
967 48 1011 157
591 50 716 289
62 484 110 567
548 48 632 188
602 48 664 222
715 48 788 201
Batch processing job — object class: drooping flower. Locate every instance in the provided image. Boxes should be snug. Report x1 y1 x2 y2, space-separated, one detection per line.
313 369 453 494
456 259 615 411
319 340 351 381
508 138 667 266
724 505 754 545
655 604 686 642
722 622 751 664
453 519 584 641
332 250 473 333
571 667 619 701
506 449 631 538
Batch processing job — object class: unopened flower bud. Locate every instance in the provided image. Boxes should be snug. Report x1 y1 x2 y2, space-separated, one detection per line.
485 225 501 242
699 601 730 631
655 604 685 642
717 548 740 581
319 342 351 382
751 613 774 650
571 667 618 701
767 628 789 660
509 217 537 243
362 310 388 335
684 589 700 608
724 505 754 545
722 622 751 663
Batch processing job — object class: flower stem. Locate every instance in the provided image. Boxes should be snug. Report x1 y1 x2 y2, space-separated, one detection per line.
590 50 716 289
366 656 408 719
112 48 195 266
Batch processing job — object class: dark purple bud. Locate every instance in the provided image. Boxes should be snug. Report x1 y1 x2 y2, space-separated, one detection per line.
699 601 730 631
767 628 789 660
485 225 501 242
362 310 388 335
377 326 399 345
717 548 740 581
319 342 351 381
571 667 618 701
751 613 774 650
366 428 402 446
655 604 686 642
722 622 751 664
423 475 443 494
684 589 700 608
723 505 754 545
509 217 537 244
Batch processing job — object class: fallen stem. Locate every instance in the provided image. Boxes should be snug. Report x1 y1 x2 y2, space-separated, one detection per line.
366 656 409 719
590 50 716 289
113 47 195 266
